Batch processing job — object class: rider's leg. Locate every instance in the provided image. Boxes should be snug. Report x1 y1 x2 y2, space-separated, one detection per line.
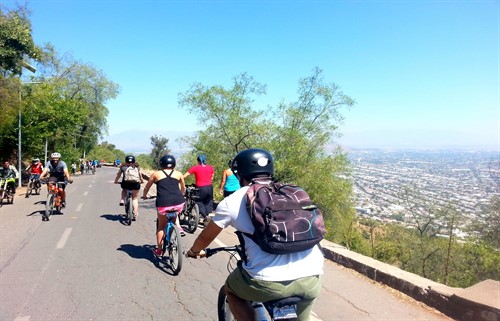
131 189 140 216
225 285 254 321
156 212 167 250
120 188 127 204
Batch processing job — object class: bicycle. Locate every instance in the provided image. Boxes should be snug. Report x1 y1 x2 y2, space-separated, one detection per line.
25 174 42 198
204 245 302 321
42 180 69 221
123 189 134 226
178 184 200 233
0 178 15 207
155 209 184 275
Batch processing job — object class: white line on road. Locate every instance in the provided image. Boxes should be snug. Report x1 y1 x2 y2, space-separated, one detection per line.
56 228 72 249
76 203 83 212
14 317 30 321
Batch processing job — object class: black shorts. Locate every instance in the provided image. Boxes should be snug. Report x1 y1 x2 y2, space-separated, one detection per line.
48 176 67 189
121 181 141 191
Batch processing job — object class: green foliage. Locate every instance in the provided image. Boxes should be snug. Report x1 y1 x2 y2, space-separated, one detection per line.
87 141 125 164
136 154 154 171
149 135 170 168
0 42 119 167
178 68 360 249
0 4 42 76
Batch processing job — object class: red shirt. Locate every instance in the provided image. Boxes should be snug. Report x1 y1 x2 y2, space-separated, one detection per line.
29 163 44 174
188 164 214 187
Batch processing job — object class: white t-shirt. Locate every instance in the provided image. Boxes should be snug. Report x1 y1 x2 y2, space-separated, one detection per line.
212 186 324 281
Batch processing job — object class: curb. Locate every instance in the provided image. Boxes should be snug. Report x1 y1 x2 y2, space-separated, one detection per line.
320 240 500 321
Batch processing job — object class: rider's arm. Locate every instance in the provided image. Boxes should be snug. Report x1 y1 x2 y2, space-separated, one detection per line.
39 168 49 180
187 220 223 257
142 173 156 198
183 171 191 179
178 173 186 195
219 169 227 193
64 168 72 182
114 168 122 184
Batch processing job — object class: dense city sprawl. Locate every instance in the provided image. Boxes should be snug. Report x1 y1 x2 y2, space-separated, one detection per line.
348 149 500 237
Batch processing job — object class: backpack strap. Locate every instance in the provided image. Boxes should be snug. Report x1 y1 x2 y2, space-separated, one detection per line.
234 231 249 264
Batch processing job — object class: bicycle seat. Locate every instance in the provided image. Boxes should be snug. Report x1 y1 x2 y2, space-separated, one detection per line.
265 296 302 307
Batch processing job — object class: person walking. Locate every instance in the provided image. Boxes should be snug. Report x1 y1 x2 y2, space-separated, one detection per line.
183 154 214 222
142 154 187 256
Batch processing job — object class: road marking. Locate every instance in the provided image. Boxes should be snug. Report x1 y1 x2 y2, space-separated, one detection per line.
56 228 72 249
14 317 30 321
214 238 226 247
76 203 83 212
88 184 92 188
83 191 88 196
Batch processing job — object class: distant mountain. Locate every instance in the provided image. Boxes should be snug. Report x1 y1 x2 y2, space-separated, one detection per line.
101 130 194 157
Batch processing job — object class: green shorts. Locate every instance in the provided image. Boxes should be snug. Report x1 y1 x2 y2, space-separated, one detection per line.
226 265 322 321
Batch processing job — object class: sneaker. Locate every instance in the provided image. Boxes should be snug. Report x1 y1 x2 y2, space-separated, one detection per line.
179 228 186 237
132 213 138 221
62 201 66 208
153 248 162 256
119 200 124 206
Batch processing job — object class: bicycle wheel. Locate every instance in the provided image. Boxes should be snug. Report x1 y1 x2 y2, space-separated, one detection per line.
185 203 200 233
165 225 183 275
0 190 4 207
217 285 236 321
125 197 133 225
26 181 33 198
44 194 55 221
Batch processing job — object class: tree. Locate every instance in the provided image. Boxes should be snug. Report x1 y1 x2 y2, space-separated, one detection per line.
149 135 170 168
178 68 361 249
0 46 120 164
0 4 42 76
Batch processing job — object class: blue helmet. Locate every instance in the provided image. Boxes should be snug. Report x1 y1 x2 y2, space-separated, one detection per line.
197 154 207 165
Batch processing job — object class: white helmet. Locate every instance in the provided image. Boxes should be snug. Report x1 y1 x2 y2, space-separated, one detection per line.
51 152 61 159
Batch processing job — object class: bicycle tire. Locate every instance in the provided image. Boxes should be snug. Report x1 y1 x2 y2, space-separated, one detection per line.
8 191 14 204
126 197 133 225
45 194 55 221
217 285 236 321
185 203 200 233
165 224 183 275
26 181 33 198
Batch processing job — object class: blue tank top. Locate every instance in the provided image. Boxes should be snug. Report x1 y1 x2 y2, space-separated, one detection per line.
224 170 240 192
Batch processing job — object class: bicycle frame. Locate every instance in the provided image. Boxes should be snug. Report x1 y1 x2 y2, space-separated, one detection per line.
156 210 183 275
44 181 65 221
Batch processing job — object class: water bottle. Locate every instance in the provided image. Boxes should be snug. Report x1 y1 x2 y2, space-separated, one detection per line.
253 302 267 321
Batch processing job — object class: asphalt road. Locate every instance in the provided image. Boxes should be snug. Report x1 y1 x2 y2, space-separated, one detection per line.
0 167 453 321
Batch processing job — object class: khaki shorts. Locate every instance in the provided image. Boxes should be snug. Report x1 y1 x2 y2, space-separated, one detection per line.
226 264 322 321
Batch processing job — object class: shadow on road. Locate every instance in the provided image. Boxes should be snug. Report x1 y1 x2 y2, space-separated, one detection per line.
117 243 180 277
100 213 132 226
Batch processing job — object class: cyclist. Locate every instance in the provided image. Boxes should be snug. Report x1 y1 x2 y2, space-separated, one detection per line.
219 159 240 197
114 155 144 220
25 158 44 189
142 154 187 256
187 149 324 321
40 152 73 207
183 154 214 223
0 161 19 194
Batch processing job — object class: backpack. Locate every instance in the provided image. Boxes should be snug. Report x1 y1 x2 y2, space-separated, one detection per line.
123 166 141 183
239 181 326 255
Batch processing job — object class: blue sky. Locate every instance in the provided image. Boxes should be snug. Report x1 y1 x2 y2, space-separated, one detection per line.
10 0 500 150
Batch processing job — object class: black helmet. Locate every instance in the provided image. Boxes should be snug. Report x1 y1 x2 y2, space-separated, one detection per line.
159 154 176 169
125 155 135 164
232 148 274 180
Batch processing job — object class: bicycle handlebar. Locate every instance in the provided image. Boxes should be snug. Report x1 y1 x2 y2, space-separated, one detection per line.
205 245 242 258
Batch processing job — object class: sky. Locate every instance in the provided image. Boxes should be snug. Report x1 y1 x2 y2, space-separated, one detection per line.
8 0 500 151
